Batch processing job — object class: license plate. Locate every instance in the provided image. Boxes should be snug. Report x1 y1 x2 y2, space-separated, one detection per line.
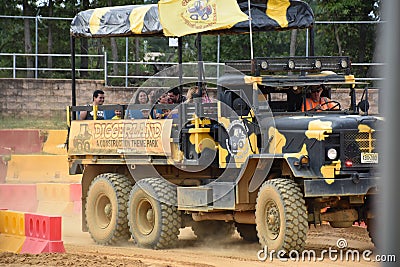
361 152 378 164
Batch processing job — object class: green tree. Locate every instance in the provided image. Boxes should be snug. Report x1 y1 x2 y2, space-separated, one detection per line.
310 0 380 79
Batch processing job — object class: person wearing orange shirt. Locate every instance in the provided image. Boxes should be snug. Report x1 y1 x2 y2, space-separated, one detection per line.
302 85 339 111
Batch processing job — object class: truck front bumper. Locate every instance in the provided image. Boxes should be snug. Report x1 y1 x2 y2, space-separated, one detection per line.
303 176 379 197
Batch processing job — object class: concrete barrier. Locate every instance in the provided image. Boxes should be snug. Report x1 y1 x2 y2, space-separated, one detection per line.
0 183 82 215
35 183 82 237
0 130 43 154
0 210 26 253
21 213 65 254
42 130 68 155
0 184 38 212
0 210 65 254
36 183 82 216
5 155 81 183
0 183 82 238
0 159 6 184
37 183 74 202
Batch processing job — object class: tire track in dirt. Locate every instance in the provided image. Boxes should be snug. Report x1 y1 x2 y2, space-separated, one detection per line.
0 225 378 267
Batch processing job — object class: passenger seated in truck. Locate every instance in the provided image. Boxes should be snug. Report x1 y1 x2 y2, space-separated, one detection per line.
152 92 172 119
126 89 149 119
79 89 105 120
185 86 211 103
168 87 187 103
112 109 123 120
302 85 340 111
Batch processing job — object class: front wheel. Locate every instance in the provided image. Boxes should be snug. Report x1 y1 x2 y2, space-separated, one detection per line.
255 179 308 254
85 173 133 245
367 218 378 247
128 178 182 249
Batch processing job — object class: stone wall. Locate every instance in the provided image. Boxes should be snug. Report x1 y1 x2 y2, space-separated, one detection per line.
332 88 380 114
0 78 134 119
0 78 380 119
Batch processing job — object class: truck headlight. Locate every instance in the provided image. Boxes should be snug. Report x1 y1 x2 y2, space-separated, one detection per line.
313 59 322 69
340 59 348 68
260 60 269 70
287 59 295 70
327 148 338 160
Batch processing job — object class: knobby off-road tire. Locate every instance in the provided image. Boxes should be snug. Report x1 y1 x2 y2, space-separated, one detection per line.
235 223 259 242
255 179 308 254
367 218 378 247
86 173 133 245
192 221 235 241
365 196 378 247
127 178 181 249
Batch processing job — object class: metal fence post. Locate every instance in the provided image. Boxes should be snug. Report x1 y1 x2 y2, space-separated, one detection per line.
35 15 38 79
306 29 309 57
104 51 108 86
12 54 16 78
125 37 128 88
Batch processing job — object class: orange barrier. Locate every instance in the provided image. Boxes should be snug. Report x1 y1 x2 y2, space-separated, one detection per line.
21 213 65 254
5 155 82 183
0 210 26 253
0 130 43 154
0 184 38 212
42 130 68 155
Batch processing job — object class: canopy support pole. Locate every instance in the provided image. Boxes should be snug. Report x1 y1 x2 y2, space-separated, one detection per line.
70 35 76 120
310 27 315 56
196 33 204 95
178 37 183 93
248 0 254 60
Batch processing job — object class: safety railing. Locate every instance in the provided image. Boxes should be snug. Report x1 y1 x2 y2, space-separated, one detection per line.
0 53 104 79
0 15 384 86
0 52 384 86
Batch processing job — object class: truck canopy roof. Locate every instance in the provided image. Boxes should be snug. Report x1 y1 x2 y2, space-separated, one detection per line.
70 0 314 38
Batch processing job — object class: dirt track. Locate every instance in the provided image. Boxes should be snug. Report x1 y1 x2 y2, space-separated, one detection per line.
0 223 378 267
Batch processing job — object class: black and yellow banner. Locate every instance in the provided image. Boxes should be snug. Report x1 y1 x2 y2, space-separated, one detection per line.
70 1 314 38
158 0 248 37
71 5 162 37
234 0 314 31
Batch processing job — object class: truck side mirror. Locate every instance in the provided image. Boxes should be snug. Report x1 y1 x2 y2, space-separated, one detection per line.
233 97 250 116
358 99 370 113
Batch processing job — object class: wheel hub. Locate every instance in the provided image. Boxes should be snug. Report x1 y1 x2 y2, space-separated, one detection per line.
95 194 112 229
104 203 112 218
146 209 154 223
137 199 155 235
265 201 280 239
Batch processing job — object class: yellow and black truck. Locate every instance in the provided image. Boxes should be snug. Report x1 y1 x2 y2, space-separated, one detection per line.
67 1 380 253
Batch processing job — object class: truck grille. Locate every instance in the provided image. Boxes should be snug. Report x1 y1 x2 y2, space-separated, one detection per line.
344 131 377 165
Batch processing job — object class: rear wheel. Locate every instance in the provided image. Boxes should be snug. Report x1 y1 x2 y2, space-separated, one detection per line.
235 223 258 242
128 178 181 249
192 221 235 241
255 179 308 254
85 173 132 245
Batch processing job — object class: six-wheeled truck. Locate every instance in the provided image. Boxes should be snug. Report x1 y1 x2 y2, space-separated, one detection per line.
67 1 381 253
